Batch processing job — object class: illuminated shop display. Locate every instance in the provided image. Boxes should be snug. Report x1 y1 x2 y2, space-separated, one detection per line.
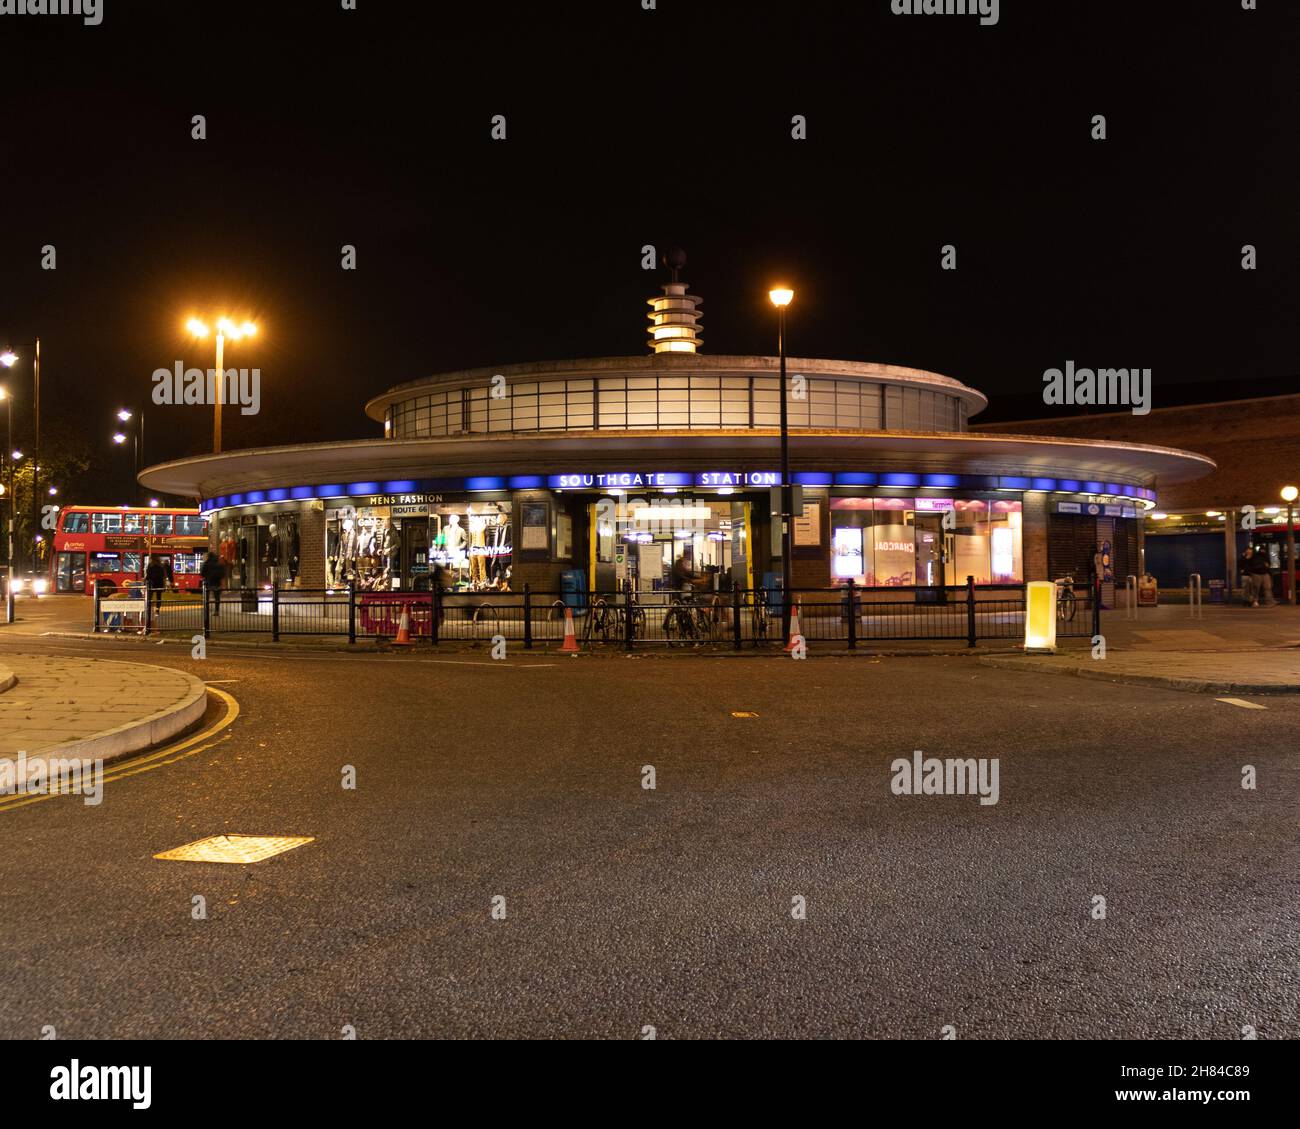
829 497 1023 586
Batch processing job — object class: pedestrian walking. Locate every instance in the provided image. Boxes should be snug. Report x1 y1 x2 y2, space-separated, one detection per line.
144 555 167 622
200 550 225 618
1240 546 1273 607
670 554 697 596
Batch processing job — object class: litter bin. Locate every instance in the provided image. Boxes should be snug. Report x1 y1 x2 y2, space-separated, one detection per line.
560 569 587 613
1208 579 1225 604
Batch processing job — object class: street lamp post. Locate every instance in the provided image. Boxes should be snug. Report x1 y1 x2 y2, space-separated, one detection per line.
1283 485 1298 606
769 287 795 642
0 386 11 621
0 339 38 572
187 317 257 454
114 409 144 500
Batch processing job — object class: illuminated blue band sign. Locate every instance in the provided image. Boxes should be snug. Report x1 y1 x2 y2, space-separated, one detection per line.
199 471 1158 511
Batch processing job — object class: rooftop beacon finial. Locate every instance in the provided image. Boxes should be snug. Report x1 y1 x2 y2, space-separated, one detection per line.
647 247 703 354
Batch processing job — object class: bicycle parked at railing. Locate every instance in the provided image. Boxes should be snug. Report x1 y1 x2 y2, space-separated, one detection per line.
749 587 770 642
1054 574 1078 622
663 587 726 645
584 593 648 643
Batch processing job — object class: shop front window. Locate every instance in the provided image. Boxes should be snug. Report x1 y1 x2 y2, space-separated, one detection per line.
327 499 512 592
830 496 1023 587
430 501 511 591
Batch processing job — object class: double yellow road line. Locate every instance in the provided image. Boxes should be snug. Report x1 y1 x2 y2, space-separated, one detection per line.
0 688 240 814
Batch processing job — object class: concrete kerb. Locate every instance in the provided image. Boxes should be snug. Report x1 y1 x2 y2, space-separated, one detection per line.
978 654 1300 696
1 659 209 767
0 664 15 693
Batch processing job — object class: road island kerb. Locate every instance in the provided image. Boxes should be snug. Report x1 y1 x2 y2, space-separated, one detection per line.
0 655 208 766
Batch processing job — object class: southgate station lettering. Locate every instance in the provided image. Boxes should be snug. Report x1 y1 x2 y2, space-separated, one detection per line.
550 471 778 490
140 267 1212 596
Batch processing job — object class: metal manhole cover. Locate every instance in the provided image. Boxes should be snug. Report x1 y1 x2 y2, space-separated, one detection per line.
154 834 315 864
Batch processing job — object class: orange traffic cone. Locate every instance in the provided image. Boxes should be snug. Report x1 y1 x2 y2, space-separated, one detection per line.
392 604 413 647
560 606 580 654
784 599 803 653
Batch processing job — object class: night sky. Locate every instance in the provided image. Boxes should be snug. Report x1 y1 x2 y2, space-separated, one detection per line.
1 0 1296 502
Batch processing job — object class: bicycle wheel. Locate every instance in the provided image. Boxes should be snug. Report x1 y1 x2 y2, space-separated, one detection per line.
596 604 617 643
1059 589 1076 622
584 599 606 642
662 606 679 644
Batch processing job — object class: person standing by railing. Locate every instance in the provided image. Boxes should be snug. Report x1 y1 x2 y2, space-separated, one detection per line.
201 550 225 619
144 555 167 622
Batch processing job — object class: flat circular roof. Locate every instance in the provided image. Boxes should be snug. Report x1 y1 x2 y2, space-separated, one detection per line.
139 428 1214 501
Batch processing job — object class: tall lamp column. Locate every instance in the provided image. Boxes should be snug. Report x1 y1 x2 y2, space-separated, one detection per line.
187 317 257 454
769 287 795 642
1283 485 1298 606
0 387 11 621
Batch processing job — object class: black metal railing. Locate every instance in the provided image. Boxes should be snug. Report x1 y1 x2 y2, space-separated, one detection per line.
91 577 1102 649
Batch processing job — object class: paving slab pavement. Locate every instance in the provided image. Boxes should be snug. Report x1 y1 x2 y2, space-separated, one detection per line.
0 655 207 763
981 604 1300 692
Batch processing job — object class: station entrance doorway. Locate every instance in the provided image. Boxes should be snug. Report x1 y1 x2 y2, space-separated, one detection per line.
590 493 754 593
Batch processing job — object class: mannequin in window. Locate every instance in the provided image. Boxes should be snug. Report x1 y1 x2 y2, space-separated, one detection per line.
263 523 282 586
288 519 301 585
382 518 400 577
443 513 466 559
468 506 489 586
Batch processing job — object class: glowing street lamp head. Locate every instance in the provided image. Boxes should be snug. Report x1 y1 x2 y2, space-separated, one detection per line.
117 409 132 422
1282 485 1299 503
0 386 6 400
186 318 209 338
768 287 794 308
0 350 17 367
112 432 127 445
11 450 21 460
149 498 159 507
212 316 258 341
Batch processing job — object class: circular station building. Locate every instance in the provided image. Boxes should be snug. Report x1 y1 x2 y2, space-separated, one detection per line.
139 269 1214 605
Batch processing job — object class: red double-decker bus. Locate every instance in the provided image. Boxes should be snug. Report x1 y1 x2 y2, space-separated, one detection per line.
50 505 209 595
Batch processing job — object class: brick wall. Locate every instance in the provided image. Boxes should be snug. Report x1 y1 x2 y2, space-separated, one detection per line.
296 505 327 589
1022 492 1049 582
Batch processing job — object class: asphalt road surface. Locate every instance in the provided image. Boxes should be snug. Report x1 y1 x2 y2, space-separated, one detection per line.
2 599 1297 1039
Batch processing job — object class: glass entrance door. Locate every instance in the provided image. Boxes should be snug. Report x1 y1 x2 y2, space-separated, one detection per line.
911 513 948 600
56 551 86 593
